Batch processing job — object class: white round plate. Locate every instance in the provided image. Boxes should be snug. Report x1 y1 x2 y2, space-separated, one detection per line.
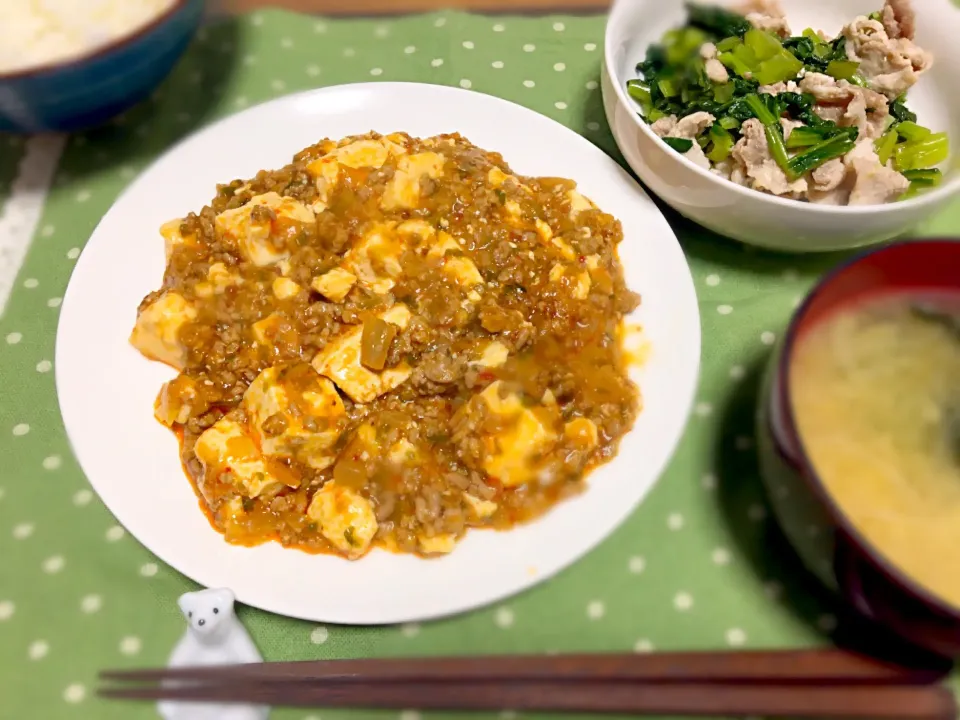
56 82 701 625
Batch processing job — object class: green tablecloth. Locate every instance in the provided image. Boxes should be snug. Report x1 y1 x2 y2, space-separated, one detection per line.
1 9 958 720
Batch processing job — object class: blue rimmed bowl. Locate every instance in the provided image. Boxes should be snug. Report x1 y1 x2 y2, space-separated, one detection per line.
0 0 204 133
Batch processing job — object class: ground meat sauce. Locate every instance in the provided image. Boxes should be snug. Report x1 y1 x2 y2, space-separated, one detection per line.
132 132 642 559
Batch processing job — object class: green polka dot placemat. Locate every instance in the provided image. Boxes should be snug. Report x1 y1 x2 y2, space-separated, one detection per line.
1 9 959 720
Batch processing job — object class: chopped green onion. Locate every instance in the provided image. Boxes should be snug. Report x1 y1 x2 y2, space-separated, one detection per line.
802 28 822 43
902 169 943 187
787 133 858 177
825 60 860 81
875 128 899 166
662 137 695 153
785 126 829 149
895 121 932 143
848 74 869 88
706 123 735 162
753 52 805 85
894 133 950 171
645 108 668 122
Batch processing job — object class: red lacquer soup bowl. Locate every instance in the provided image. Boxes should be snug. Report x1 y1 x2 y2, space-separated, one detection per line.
757 239 960 658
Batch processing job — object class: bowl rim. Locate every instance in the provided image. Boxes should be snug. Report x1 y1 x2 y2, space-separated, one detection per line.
603 0 960 216
0 0 195 82
776 237 960 623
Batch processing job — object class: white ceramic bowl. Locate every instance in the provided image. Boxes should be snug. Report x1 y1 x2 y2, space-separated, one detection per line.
602 0 960 252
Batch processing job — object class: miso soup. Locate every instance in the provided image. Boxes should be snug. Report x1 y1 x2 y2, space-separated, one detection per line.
791 295 960 607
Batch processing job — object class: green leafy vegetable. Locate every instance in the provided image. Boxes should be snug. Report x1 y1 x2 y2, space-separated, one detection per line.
716 36 740 53
626 79 652 106
659 77 682 98
752 52 805 85
787 133 858 177
713 81 736 104
684 2 752 39
628 3 946 185
662 137 695 152
875 128 899 166
825 59 860 81
706 123 735 162
902 168 943 187
744 94 797 179
895 121 931 143
785 126 833 149
783 32 849 74
718 50 753 77
717 30 804 85
890 97 918 123
744 28 783 61
895 133 950 172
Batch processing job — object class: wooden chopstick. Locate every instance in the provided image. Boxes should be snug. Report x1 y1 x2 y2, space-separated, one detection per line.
98 678 956 718
99 648 952 685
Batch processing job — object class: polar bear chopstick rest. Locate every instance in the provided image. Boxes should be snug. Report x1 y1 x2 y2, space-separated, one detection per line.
158 587 270 720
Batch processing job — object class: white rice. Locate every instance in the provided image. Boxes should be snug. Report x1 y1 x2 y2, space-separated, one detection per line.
0 0 178 74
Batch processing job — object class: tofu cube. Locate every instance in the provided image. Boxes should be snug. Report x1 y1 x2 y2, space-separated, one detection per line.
311 268 357 302
307 138 407 213
427 231 483 300
535 217 576 260
387 438 419 465
466 381 560 487
306 482 378 558
311 304 412 403
252 312 299 350
272 277 301 300
463 492 498 519
397 219 436 245
549 263 591 300
419 534 457 555
154 375 199 427
342 222 404 295
305 157 341 213
214 192 314 267
564 417 599 450
567 188 596 216
381 152 445 210
195 262 241 298
242 363 346 470
129 292 197 370
159 218 197 262
469 340 509 369
194 417 297 498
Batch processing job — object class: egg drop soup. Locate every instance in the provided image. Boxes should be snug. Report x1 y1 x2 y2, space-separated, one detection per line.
791 294 960 607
